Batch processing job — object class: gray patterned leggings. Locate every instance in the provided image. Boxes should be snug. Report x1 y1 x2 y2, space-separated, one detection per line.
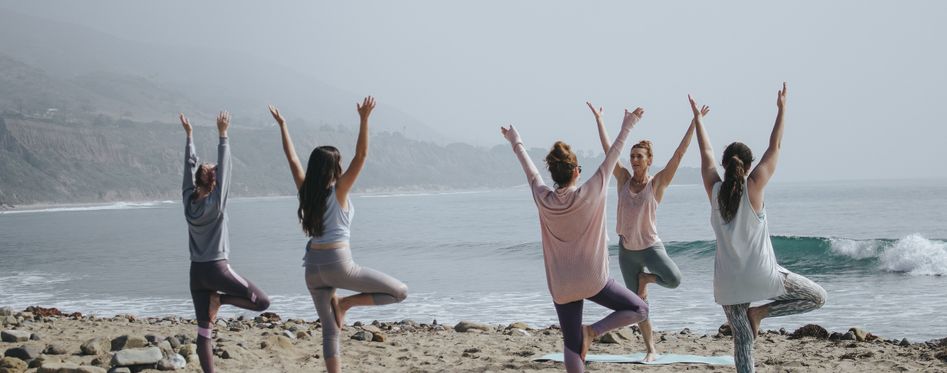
722 271 827 373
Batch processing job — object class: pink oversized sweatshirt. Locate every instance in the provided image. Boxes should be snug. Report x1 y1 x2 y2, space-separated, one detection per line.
505 117 637 304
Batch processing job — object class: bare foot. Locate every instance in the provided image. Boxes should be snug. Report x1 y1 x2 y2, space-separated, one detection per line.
747 306 768 339
637 272 656 300
208 292 221 322
330 296 346 329
642 351 658 363
580 325 596 361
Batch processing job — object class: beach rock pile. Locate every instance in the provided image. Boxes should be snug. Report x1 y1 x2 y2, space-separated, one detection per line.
1 306 198 372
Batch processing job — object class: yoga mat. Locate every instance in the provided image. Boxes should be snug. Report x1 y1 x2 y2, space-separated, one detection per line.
534 352 735 365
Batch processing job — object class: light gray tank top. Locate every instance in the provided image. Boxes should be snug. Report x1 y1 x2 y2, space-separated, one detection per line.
711 181 787 305
309 187 353 245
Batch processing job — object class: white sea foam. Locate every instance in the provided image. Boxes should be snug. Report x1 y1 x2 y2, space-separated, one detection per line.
879 234 947 276
828 237 882 259
359 190 489 199
0 201 174 215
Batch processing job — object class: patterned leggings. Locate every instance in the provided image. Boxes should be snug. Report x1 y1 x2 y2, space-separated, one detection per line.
722 271 827 373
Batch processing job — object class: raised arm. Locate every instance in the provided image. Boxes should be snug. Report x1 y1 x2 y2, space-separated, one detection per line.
180 113 198 197
587 101 630 185
748 82 787 195
215 111 232 210
500 125 544 189
652 105 709 202
269 105 305 191
335 96 374 203
690 95 720 200
583 108 643 193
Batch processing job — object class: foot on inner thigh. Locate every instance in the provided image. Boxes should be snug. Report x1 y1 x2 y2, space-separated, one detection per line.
331 296 346 329
747 305 768 339
637 272 657 300
208 292 221 323
580 325 596 361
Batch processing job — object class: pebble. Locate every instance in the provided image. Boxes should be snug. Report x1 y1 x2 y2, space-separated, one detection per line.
0 331 31 343
0 356 27 373
43 344 68 355
4 344 43 361
80 336 111 355
110 347 162 366
453 321 491 333
156 354 186 371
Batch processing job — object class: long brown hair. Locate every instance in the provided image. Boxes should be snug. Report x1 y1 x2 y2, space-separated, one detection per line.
718 142 754 223
544 141 578 188
298 146 343 237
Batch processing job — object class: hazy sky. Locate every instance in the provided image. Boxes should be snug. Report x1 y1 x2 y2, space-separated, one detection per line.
4 1 946 182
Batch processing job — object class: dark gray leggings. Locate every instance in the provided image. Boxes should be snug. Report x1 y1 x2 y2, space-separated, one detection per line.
618 241 682 295
304 247 408 359
190 260 270 373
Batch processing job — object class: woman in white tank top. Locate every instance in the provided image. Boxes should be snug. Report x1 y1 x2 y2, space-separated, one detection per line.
691 84 826 373
587 101 708 362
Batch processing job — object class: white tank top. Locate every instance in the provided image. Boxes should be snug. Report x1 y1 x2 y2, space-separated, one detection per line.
710 181 787 305
616 177 661 251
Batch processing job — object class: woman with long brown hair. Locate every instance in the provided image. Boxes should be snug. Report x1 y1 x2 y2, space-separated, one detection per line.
692 83 826 373
269 97 407 373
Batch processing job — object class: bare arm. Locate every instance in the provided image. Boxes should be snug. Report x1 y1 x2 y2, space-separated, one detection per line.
583 108 643 195
748 82 787 199
690 95 720 200
335 96 374 205
652 105 709 202
587 102 629 184
269 105 305 190
180 113 197 197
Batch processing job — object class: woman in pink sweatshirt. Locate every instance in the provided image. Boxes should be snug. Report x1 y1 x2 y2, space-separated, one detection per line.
500 107 649 372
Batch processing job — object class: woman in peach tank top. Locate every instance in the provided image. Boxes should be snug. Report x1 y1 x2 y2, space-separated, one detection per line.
587 101 709 362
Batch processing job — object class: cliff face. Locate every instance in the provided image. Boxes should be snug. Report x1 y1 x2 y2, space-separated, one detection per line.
0 115 543 205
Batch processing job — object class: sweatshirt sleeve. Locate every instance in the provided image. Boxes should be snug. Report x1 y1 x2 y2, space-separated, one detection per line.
215 136 231 210
512 143 546 192
583 120 635 194
183 137 198 198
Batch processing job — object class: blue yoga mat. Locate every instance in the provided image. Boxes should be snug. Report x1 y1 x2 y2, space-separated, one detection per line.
534 352 735 365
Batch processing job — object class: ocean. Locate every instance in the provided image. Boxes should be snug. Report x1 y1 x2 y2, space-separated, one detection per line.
1 179 945 341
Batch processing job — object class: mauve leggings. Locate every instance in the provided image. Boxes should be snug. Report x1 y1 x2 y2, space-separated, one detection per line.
190 259 270 373
554 278 649 372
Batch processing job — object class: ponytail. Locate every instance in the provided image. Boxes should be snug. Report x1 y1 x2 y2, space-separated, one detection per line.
718 142 754 223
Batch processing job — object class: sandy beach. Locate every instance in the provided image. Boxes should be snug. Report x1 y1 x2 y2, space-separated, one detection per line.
1 306 945 373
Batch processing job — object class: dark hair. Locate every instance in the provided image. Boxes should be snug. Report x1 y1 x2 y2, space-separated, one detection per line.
195 163 217 192
545 141 578 188
718 142 754 223
298 146 343 237
631 140 653 159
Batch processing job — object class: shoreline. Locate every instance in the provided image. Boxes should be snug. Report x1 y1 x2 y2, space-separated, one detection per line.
1 306 945 372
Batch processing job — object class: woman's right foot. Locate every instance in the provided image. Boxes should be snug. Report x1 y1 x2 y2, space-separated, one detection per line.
208 292 221 323
580 325 596 361
747 306 767 339
330 296 346 329
637 273 656 300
